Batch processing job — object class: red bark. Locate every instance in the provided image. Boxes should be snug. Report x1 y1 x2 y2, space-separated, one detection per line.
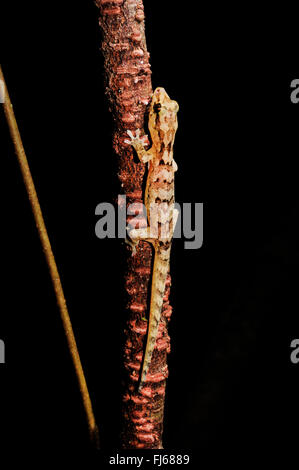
96 0 173 449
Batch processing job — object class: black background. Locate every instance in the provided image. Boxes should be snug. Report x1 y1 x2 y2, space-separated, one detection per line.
1 1 299 465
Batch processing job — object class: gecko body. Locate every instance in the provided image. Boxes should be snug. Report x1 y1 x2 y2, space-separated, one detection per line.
126 87 179 391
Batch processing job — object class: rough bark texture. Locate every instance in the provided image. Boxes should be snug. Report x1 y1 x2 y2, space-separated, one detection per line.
96 0 173 449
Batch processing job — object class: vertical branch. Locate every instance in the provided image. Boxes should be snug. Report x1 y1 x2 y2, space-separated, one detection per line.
96 1 173 449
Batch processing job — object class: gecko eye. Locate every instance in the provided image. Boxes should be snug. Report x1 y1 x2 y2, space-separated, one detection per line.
153 103 161 114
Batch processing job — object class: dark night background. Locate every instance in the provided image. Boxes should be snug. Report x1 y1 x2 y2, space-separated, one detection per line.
1 1 299 465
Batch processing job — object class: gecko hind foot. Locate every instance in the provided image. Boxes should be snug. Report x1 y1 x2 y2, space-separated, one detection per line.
125 228 140 256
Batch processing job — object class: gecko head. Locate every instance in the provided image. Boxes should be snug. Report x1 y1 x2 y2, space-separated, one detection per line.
149 87 179 145
151 87 179 115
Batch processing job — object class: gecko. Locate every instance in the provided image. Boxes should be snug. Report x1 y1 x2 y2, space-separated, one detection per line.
125 87 179 391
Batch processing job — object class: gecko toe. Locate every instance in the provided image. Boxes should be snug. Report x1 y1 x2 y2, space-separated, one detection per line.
127 130 134 139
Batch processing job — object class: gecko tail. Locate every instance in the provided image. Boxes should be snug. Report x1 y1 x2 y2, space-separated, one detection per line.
137 299 160 393
138 348 153 393
137 248 169 394
138 379 146 393
138 350 155 390
138 342 156 392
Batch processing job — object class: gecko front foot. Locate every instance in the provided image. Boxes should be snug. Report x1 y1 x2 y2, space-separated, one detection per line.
124 128 144 145
125 129 152 164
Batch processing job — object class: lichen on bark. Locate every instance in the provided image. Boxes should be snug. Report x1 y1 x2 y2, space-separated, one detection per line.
96 0 173 449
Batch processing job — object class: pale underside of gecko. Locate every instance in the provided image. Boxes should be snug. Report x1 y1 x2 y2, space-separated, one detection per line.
125 87 179 391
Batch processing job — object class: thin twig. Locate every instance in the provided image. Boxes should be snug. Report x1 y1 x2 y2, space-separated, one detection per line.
0 65 100 449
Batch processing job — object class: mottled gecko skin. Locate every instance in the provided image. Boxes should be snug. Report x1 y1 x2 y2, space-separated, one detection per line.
126 87 179 391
